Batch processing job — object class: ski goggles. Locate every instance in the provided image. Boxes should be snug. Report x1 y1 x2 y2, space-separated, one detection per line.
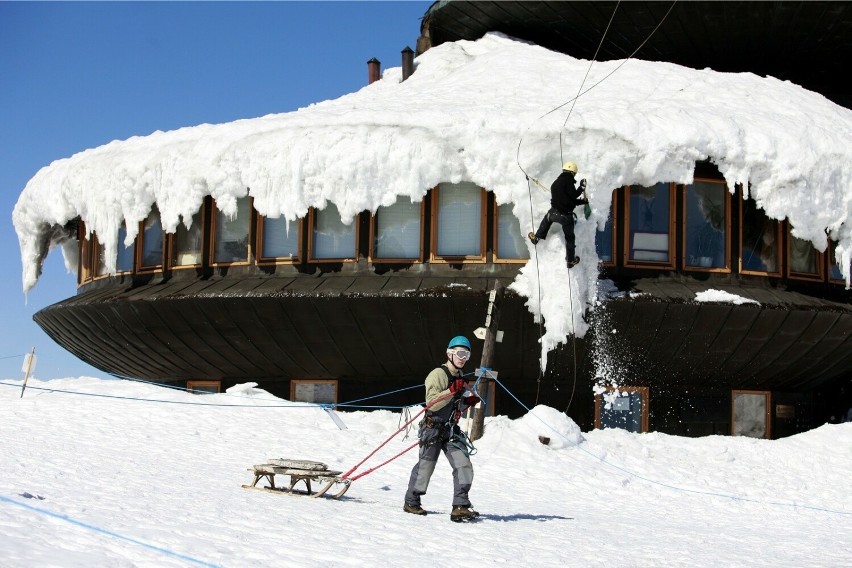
449 349 471 361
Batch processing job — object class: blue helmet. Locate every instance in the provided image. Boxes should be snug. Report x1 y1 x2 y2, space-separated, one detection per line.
447 335 471 350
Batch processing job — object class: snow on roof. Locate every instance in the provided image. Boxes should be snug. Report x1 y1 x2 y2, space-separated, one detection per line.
12 32 852 366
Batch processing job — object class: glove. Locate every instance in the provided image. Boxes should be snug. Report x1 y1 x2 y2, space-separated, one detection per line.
449 378 467 395
579 178 587 189
463 394 481 407
577 198 589 205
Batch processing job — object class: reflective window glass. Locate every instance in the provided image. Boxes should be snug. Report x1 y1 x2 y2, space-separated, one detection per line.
627 183 670 263
741 199 779 273
374 198 421 259
684 181 727 269
213 197 251 263
140 207 163 268
262 216 300 259
173 211 203 266
436 182 481 257
116 223 133 272
312 203 356 259
496 203 529 260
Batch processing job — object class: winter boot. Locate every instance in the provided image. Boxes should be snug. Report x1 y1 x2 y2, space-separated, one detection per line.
403 503 427 516
528 232 540 245
450 505 480 522
567 256 580 268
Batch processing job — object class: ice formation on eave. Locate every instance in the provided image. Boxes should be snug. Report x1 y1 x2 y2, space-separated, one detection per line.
12 32 852 365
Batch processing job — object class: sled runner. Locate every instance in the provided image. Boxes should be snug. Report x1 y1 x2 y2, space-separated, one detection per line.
241 458 351 499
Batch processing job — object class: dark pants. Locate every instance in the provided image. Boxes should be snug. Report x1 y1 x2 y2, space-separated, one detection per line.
404 425 473 507
535 208 577 260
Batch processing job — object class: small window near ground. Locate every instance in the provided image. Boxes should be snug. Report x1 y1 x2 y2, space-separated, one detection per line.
494 202 529 262
371 197 423 262
683 180 729 271
171 210 204 268
290 379 338 404
258 215 301 262
624 183 675 269
594 386 649 433
731 390 771 439
740 195 781 276
187 380 221 394
212 196 252 265
431 182 486 262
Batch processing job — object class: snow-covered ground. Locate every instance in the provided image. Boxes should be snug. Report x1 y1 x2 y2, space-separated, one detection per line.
1 376 849 567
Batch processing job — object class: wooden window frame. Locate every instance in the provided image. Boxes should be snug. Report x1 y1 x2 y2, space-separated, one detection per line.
739 188 782 277
136 208 164 273
78 221 93 285
786 226 825 282
429 183 488 264
623 183 676 270
257 215 303 265
596 189 617 268
167 207 207 271
186 380 221 394
681 178 732 273
307 206 359 263
290 379 339 404
209 196 254 267
368 199 425 263
492 200 530 264
594 385 650 432
731 389 772 439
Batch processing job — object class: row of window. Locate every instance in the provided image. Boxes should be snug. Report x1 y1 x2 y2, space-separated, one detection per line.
78 179 849 285
78 182 529 283
595 387 776 438
596 180 849 283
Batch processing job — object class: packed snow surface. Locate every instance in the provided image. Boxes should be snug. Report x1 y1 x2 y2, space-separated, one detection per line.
0 376 850 567
695 289 761 306
13 32 852 363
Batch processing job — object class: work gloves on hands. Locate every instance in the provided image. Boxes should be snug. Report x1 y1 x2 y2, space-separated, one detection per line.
463 394 481 407
449 378 467 395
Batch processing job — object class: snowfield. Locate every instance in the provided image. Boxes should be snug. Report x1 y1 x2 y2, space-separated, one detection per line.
1 377 849 567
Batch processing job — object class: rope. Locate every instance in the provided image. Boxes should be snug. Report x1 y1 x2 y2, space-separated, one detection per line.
339 391 453 481
491 376 852 517
0 495 219 567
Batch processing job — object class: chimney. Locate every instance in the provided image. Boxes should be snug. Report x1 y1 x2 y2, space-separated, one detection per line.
401 46 414 81
367 57 381 84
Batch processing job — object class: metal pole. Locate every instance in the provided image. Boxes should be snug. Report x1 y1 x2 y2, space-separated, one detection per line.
20 347 35 398
471 281 504 441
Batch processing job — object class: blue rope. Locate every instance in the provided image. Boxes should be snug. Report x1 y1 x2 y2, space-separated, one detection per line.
0 495 219 567
491 376 852 517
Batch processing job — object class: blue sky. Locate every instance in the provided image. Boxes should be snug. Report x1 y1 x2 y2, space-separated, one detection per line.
0 1 430 379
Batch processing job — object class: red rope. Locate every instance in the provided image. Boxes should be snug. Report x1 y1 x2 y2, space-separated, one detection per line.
339 391 452 481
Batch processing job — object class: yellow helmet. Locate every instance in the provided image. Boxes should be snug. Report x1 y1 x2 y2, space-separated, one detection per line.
562 162 578 174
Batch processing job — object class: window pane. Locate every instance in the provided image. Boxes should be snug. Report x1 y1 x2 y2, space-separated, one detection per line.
173 211 203 266
595 203 614 262
116 223 133 272
262 216 300 259
829 241 848 281
437 182 481 256
313 203 355 259
741 199 779 273
214 197 251 263
96 239 107 276
140 207 163 268
628 183 670 262
600 391 644 433
685 181 726 268
374 198 421 259
790 234 818 274
496 203 529 259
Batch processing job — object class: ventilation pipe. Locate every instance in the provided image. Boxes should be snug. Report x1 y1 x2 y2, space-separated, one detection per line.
401 46 414 81
367 57 381 84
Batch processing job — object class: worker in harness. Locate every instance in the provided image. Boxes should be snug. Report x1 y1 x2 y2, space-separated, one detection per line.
404 335 481 521
528 161 588 268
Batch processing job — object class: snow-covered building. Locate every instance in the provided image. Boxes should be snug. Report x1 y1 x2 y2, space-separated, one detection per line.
14 1 852 438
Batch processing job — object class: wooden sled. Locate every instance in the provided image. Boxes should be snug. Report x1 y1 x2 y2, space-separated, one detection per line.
241 458 351 499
